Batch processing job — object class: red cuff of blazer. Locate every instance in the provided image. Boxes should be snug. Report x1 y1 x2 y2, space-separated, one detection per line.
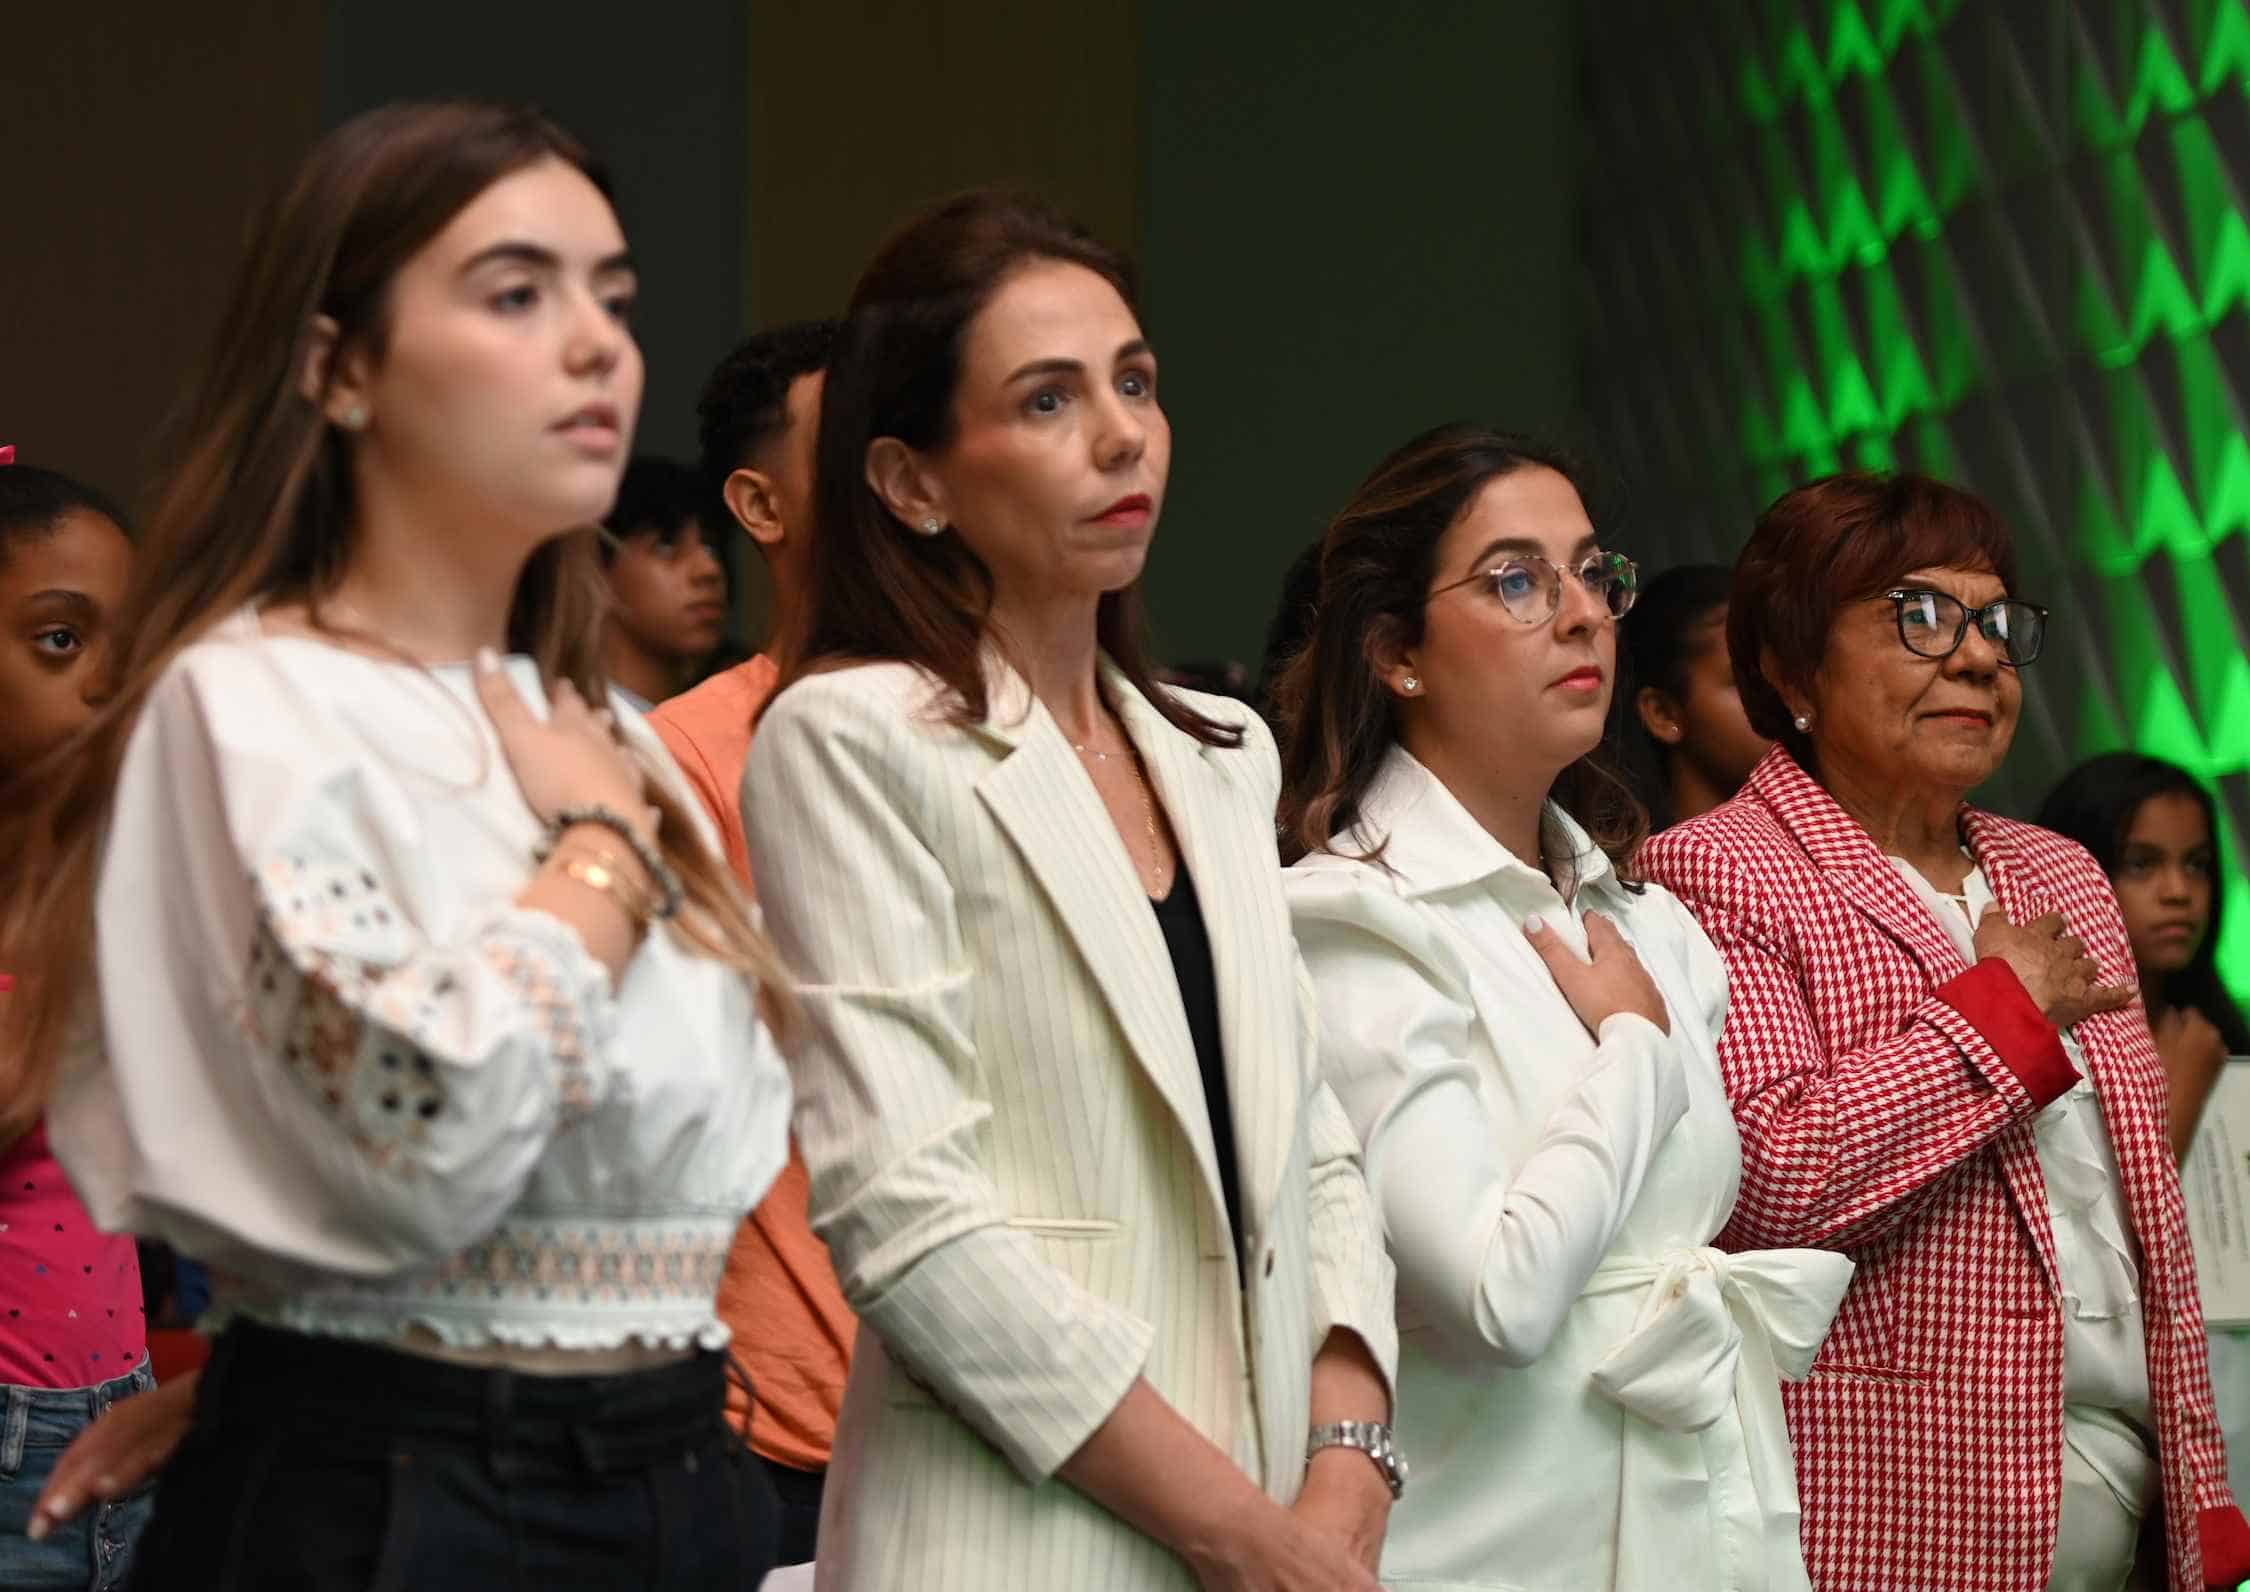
2199 1503 2250 1587
1932 960 2075 1109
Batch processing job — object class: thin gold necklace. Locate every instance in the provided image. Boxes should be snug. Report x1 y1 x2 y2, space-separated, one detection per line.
1069 726 1164 894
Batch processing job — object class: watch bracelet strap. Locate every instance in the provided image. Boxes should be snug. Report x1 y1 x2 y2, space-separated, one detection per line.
1306 1420 1405 1498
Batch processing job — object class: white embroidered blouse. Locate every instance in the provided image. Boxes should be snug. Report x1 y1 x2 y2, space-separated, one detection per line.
50 611 792 1353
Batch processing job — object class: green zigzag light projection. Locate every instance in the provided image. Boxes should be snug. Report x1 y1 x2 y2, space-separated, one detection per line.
1585 0 2250 1008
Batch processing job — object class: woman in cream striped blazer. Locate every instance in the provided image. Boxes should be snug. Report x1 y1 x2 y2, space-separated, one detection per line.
743 193 1398 1590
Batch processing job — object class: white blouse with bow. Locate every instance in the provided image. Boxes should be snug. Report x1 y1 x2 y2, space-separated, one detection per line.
1287 747 1849 1592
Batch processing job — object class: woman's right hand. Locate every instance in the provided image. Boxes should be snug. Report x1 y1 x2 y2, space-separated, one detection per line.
1183 1500 1383 1592
1525 911 1671 1037
27 1370 199 1541
1972 906 2138 1031
474 651 654 838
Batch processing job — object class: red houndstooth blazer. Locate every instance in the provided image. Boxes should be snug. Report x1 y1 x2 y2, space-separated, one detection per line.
1643 747 2250 1592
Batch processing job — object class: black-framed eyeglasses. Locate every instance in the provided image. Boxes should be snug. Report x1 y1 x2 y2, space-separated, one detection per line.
1884 587 2048 667
1430 550 1640 625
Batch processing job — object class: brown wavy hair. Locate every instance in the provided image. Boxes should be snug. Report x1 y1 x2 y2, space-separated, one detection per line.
1273 422 1648 878
0 101 785 1144
773 189 1239 749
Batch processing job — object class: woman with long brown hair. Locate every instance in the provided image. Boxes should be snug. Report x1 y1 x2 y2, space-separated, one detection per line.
1274 424 1849 1591
0 102 791 1588
742 191 1399 1590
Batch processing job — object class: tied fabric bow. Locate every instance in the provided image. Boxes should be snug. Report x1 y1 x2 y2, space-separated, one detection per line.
1583 1245 1855 1592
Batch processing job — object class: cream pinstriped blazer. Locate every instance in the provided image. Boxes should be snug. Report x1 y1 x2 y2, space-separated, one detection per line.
743 656 1396 1591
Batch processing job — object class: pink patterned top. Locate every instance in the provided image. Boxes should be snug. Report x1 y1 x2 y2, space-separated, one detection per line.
0 975 144 1386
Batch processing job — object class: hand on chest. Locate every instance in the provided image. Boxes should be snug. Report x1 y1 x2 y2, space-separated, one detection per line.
1438 891 1723 1129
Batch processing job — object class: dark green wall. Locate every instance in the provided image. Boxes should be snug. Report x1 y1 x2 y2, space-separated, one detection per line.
1135 1 1580 665
321 0 749 465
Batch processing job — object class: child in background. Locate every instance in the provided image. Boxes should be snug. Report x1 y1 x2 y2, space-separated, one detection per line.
2039 752 2250 1511
0 458 152 1590
598 456 729 710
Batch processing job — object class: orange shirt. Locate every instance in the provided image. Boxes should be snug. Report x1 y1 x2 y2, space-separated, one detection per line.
649 656 856 1472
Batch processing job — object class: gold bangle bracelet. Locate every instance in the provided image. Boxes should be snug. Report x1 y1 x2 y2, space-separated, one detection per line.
553 852 654 928
548 837 653 900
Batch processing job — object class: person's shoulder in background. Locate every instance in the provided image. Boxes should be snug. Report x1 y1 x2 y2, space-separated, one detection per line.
647 655 780 890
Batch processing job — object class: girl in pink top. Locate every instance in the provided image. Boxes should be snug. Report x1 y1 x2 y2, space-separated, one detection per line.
0 462 151 1590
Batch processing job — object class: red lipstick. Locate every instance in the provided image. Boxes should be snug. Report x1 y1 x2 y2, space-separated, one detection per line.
1089 493 1153 526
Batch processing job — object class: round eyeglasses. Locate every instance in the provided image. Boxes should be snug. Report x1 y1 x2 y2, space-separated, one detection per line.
1430 550 1640 624
1884 587 2048 667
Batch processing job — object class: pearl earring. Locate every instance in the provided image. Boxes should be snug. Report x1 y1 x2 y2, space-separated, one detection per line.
338 402 369 432
916 516 944 537
1402 675 1421 694
1793 713 1811 732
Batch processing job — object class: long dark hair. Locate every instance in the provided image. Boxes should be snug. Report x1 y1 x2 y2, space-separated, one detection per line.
0 102 784 1142
2036 753 2250 1052
1273 422 1648 876
775 189 1238 748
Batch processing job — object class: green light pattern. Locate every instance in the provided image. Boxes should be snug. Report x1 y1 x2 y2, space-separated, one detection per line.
1587 1 2250 1008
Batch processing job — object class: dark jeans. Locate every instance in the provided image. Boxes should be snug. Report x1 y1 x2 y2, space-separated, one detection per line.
754 1455 824 1567
0 1359 157 1590
129 1322 777 1591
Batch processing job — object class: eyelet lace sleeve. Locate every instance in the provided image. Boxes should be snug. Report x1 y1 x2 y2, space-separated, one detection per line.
66 658 624 1279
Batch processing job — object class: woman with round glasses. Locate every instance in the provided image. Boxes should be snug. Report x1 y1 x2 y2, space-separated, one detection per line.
1641 472 2250 1592
1273 424 1850 1591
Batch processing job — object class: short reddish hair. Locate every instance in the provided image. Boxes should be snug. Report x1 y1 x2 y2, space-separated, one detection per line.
1730 472 2022 756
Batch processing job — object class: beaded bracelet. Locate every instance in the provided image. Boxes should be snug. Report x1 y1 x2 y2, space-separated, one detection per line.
536 803 684 921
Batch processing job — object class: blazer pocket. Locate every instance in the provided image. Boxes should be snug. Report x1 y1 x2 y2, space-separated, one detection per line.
1809 1260 1907 1379
1003 1216 1123 1238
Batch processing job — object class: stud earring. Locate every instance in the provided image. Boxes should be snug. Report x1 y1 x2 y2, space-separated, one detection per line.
916 516 944 537
338 402 369 432
1401 675 1421 695
1793 713 1811 732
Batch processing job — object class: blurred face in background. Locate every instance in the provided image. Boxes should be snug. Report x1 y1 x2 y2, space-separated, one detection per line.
2112 790 2217 980
0 509 134 776
605 522 728 664
1635 602 1772 802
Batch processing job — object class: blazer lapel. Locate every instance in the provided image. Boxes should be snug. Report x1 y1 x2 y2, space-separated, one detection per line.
1962 812 2081 1292
1111 667 1292 1250
1754 752 2064 1288
970 663 1231 1253
1960 811 2063 928
1749 750 1972 986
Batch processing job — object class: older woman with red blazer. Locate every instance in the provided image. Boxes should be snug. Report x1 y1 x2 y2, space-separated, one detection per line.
1641 472 2250 1592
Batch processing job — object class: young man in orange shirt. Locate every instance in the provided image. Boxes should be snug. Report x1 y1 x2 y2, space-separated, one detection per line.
648 321 844 1566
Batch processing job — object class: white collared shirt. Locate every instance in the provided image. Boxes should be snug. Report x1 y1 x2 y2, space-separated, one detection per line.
1288 747 1841 1592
